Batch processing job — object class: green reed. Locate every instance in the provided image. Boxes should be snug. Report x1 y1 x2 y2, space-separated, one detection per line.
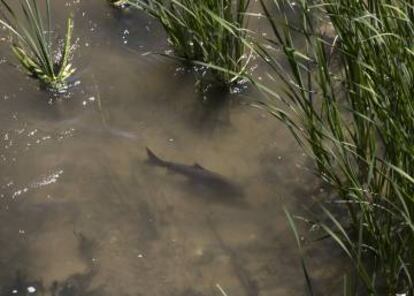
253 0 414 294
0 0 75 92
127 0 251 91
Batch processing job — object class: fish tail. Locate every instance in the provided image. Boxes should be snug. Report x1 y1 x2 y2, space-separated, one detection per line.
146 147 163 165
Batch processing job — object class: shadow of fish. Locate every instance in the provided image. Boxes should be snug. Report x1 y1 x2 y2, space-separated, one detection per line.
146 148 245 202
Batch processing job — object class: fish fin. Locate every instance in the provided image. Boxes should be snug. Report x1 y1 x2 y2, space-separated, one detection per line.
146 147 162 164
193 163 205 170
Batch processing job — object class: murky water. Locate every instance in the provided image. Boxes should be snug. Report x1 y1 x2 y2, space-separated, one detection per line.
1 1 344 295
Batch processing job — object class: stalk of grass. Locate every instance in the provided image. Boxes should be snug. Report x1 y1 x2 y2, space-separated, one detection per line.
127 0 251 91
284 208 315 296
0 0 76 92
252 0 414 294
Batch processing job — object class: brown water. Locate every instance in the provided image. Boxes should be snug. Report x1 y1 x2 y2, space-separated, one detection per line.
0 1 344 295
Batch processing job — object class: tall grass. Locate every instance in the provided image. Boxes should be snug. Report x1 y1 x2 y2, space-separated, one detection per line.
253 0 414 294
127 0 251 91
0 0 75 92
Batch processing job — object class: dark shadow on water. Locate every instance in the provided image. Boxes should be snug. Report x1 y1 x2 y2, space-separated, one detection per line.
188 80 252 135
0 234 103 296
194 86 232 130
0 271 101 296
49 270 101 296
178 179 248 209
0 272 44 296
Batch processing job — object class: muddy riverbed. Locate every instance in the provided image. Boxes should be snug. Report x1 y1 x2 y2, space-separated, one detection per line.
0 1 343 295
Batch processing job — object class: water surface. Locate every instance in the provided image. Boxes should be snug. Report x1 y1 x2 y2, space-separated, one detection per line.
0 1 343 295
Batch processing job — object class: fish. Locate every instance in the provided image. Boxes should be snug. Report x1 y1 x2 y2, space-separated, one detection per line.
145 148 245 201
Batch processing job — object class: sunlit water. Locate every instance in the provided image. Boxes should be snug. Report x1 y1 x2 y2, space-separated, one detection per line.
0 1 344 295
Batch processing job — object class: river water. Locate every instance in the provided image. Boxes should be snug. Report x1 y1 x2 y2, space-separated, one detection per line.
0 1 343 295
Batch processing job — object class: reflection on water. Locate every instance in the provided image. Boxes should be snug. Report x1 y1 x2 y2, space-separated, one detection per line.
0 0 344 295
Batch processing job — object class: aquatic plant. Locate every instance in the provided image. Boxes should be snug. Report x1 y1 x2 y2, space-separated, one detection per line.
254 0 414 294
0 0 75 92
127 0 251 91
108 0 129 8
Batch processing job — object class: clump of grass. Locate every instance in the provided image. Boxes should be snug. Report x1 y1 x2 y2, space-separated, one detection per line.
127 0 252 91
108 0 129 8
0 0 76 92
254 0 414 294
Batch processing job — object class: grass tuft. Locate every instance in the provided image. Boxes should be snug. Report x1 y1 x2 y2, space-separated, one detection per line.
0 0 76 92
127 0 252 92
254 0 414 294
